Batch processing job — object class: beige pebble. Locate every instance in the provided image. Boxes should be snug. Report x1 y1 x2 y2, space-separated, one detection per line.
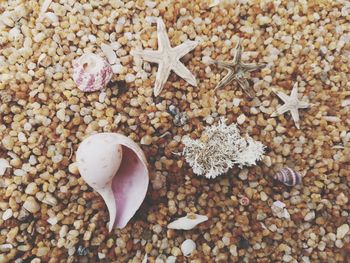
23 197 40 213
25 182 39 195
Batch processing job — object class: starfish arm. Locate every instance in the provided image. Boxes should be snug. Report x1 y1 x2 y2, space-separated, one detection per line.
154 63 171 96
272 89 291 103
233 39 242 64
172 61 197 87
290 108 301 129
132 49 162 64
291 83 299 98
236 76 255 98
298 101 309 109
271 104 289 117
214 70 235 90
173 40 198 59
157 18 171 50
241 62 267 72
211 59 234 69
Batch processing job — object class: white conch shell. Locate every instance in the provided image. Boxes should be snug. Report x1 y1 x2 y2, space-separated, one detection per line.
181 239 196 257
167 213 208 230
76 133 149 231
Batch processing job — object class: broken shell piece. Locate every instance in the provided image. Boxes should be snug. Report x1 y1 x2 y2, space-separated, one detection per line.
168 213 208 230
76 133 149 231
72 53 113 92
141 253 147 263
274 167 302 186
0 159 11 176
181 239 196 257
101 43 117 65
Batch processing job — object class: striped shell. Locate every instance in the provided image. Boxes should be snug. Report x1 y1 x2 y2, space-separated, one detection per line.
73 53 113 92
274 167 302 186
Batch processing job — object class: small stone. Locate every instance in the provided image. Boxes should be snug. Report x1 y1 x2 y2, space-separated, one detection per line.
260 191 268 201
68 162 79 175
238 169 248 180
237 114 246 125
304 211 315 222
23 197 40 213
336 224 349 239
141 135 152 145
36 247 49 257
2 208 13 220
125 73 135 83
25 182 39 195
57 109 66 122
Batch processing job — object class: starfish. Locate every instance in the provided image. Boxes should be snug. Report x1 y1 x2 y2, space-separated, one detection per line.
271 83 310 129
132 18 198 96
211 39 266 98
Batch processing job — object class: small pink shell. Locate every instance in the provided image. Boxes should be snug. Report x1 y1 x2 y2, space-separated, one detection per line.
239 195 250 206
72 53 113 92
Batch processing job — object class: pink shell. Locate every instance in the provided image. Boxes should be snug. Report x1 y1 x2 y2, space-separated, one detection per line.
72 53 113 92
76 133 149 231
274 167 302 186
239 195 250 206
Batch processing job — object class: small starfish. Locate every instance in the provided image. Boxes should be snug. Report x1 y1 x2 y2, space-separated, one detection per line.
271 83 310 129
211 39 266 98
132 18 198 96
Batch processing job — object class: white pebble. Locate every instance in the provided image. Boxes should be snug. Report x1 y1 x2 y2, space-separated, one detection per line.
181 239 196 257
336 224 349 239
125 73 136 83
33 32 46 43
14 169 26 176
2 209 13 220
232 98 241 107
18 132 27 142
304 211 315 222
112 64 123 74
237 114 246 125
47 217 58 225
99 92 107 103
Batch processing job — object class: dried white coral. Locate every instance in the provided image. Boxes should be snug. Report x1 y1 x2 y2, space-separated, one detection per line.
182 118 265 179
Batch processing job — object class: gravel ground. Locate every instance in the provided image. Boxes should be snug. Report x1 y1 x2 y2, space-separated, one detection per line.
0 0 349 262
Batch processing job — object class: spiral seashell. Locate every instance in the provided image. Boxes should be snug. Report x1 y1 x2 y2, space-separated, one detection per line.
274 167 302 186
239 195 250 206
72 53 113 92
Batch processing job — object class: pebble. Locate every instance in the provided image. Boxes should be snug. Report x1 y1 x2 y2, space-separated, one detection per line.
304 211 315 222
336 224 349 239
181 239 196 257
23 197 40 214
2 208 13 220
237 114 246 125
25 182 39 195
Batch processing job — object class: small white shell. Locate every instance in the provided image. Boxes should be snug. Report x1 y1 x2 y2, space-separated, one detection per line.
0 159 11 176
181 239 196 257
101 43 117 65
141 253 148 263
168 213 208 230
